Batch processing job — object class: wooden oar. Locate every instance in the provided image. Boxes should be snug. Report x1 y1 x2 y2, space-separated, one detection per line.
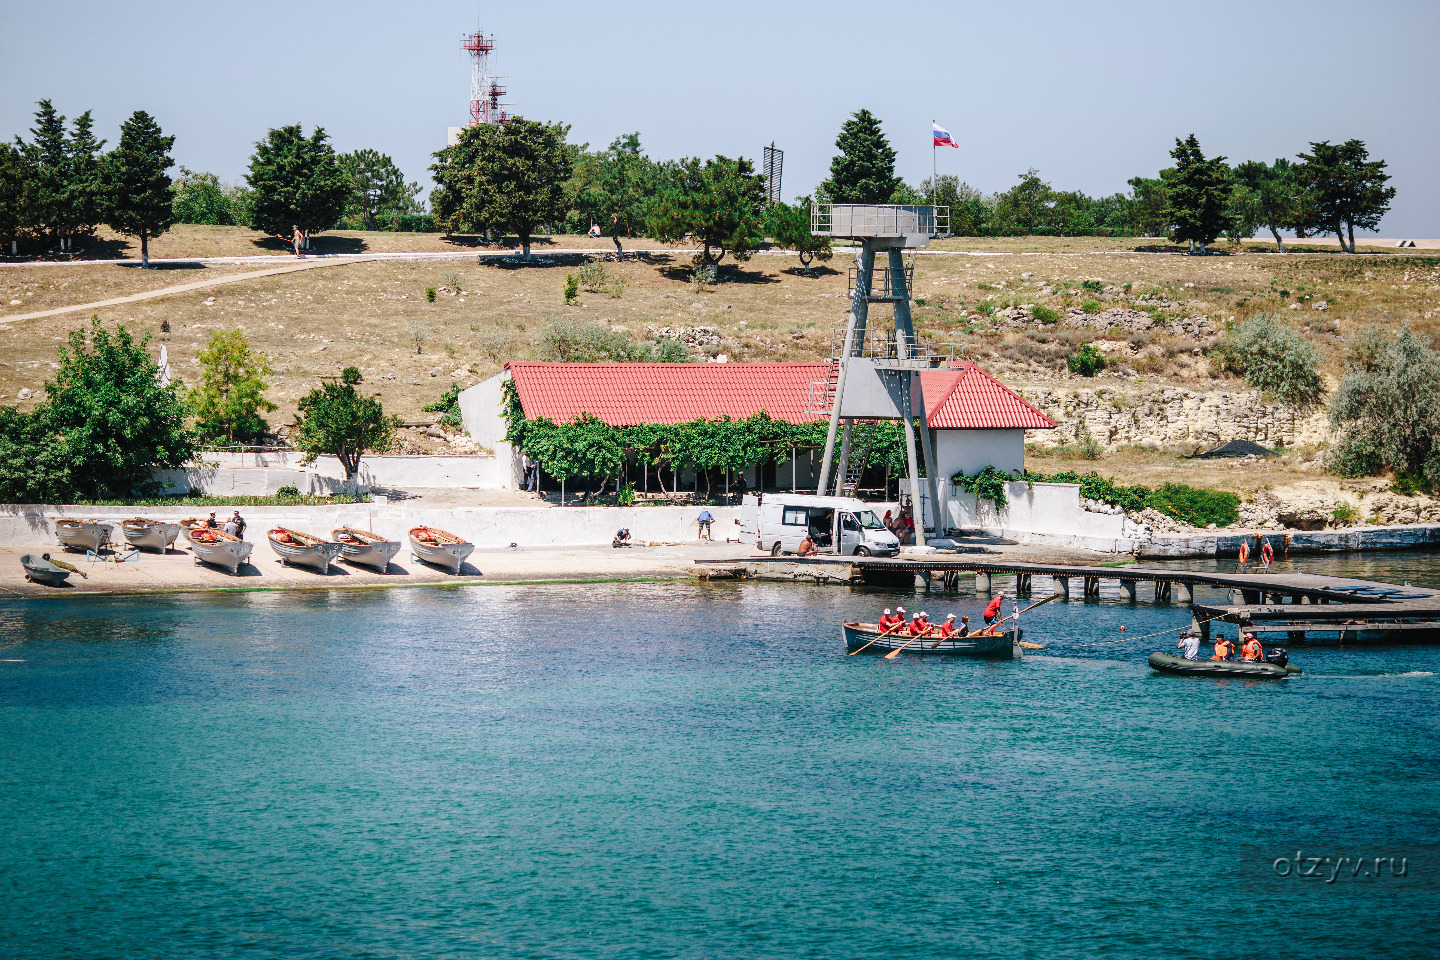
848 622 904 656
884 628 933 660
49 557 87 579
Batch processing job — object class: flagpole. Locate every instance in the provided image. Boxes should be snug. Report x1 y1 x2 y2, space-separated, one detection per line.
931 120 937 208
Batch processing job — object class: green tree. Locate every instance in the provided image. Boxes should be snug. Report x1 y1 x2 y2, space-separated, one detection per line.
1163 134 1233 254
570 132 661 256
0 406 74 503
293 367 398 480
430 118 573 259
0 143 30 255
62 109 108 246
1233 159 1302 252
1329 325 1440 486
647 155 767 268
171 167 236 225
1209 315 1325 409
766 198 832 272
338 148 421 230
1295 139 1395 253
245 124 351 247
41 318 195 498
819 109 902 204
12 100 108 251
1126 173 1171 237
918 174 990 235
189 329 276 444
990 169 1055 235
102 110 176 268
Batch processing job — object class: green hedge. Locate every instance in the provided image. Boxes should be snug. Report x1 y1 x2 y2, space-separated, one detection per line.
953 466 1240 527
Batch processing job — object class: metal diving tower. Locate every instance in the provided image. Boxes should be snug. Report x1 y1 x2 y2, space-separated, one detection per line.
807 203 951 546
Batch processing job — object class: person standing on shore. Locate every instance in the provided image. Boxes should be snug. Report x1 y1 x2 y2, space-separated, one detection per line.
697 508 714 540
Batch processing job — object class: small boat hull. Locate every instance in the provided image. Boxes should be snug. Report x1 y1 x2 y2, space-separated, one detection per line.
121 519 180 553
268 533 342 574
843 622 1023 658
54 520 113 553
333 529 401 573
20 554 71 587
1148 651 1301 679
185 528 254 575
409 528 475 574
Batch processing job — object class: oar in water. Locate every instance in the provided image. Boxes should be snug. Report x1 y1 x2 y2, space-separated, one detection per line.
884 628 933 660
848 622 904 656
929 593 1059 649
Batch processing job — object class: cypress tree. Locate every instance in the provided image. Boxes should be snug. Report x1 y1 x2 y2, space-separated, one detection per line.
15 100 69 248
103 111 176 268
1163 134 1233 255
246 125 351 248
62 110 108 247
820 109 902 205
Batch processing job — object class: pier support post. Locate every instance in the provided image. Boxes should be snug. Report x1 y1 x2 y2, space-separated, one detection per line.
1300 595 1311 605
1155 581 1173 604
1053 576 1070 599
1016 573 1032 597
1120 580 1137 603
1198 616 1211 644
1174 582 1193 604
976 572 992 593
1083 577 1100 599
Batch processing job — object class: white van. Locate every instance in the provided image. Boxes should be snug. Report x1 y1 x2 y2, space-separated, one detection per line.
743 493 901 557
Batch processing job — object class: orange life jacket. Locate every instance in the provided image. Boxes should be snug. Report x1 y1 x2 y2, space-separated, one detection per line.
1242 639 1263 661
1212 640 1234 660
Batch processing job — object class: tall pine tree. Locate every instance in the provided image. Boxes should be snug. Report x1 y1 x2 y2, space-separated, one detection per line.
103 111 176 268
819 109 902 205
246 125 351 247
1296 140 1395 253
0 144 28 256
15 100 69 249
1163 134 1233 255
62 110 107 247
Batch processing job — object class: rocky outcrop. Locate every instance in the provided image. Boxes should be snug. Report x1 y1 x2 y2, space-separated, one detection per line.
1019 384 1330 450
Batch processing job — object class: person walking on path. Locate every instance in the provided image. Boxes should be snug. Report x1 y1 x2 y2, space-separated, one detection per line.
697 508 714 540
291 225 304 258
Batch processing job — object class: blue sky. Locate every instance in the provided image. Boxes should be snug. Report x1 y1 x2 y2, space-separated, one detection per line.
4 0 1436 235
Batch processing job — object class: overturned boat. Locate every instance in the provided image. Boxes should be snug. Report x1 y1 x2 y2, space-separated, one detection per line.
268 528 342 574
408 526 474 574
333 527 401 573
54 519 113 553
1148 651 1301 679
121 518 180 553
20 553 74 587
843 622 1024 659
184 525 254 575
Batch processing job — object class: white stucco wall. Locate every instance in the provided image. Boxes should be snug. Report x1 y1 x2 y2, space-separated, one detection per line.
153 451 508 496
943 480 1151 553
460 371 522 489
931 428 1026 479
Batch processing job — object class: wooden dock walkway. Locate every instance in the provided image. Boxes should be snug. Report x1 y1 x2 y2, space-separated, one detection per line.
696 555 1440 643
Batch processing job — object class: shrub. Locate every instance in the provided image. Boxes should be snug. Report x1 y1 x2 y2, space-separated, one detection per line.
1080 299 1101 314
951 465 1020 509
1076 423 1103 460
563 273 579 304
616 481 637 507
276 485 300 499
1031 304 1062 324
1329 324 1440 488
1067 343 1106 376
423 382 464 431
1081 279 1103 294
536 318 690 363
425 286 437 303
975 300 997 318
1144 483 1240 527
1209 315 1325 409
576 262 611 293
1332 503 1359 524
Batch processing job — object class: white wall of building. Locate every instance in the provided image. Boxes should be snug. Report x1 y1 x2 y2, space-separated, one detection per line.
153 451 508 497
931 428 1026 479
460 371 522 489
941 480 1150 553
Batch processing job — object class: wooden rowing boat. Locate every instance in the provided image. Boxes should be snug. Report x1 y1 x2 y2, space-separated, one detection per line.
842 622 1024 659
20 553 72 587
332 527 401 573
1148 651 1301 679
408 526 474 574
267 527 342 574
54 518 113 553
121 517 180 553
184 525 254 575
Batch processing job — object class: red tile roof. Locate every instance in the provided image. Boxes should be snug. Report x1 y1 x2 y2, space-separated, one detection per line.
506 362 831 425
505 361 1055 430
920 365 1056 430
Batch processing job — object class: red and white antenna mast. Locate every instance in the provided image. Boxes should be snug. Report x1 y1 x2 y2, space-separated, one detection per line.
461 31 510 125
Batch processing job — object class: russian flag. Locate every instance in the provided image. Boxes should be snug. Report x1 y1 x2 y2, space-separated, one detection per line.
933 122 958 148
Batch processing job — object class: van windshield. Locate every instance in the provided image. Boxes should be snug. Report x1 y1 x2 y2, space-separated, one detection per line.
854 510 886 530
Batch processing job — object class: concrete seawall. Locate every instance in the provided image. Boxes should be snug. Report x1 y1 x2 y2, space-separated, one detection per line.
1139 524 1440 558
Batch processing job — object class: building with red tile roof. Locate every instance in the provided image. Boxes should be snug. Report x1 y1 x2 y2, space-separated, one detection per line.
459 360 1053 490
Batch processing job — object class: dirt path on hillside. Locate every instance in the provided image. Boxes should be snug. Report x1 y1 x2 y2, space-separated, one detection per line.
0 257 375 325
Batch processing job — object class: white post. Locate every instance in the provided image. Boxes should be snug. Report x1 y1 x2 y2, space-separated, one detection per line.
791 448 796 492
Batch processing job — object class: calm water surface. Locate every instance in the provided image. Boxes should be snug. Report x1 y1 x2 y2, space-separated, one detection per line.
2 552 1438 958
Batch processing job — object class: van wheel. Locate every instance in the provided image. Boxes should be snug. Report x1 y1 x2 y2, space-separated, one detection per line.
856 546 871 557
771 541 783 557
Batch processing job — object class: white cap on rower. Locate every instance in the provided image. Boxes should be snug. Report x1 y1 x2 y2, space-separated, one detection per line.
883 608 891 615
896 607 905 613
946 613 955 620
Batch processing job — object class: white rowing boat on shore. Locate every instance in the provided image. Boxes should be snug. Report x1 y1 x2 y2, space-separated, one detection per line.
333 527 401 573
121 518 180 553
183 524 253 575
54 519 113 553
408 526 474 574
268 528 342 574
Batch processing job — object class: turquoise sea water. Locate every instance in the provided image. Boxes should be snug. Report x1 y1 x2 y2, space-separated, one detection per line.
2 554 1438 958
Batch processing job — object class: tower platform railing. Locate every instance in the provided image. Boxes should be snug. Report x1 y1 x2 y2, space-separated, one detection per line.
811 203 949 239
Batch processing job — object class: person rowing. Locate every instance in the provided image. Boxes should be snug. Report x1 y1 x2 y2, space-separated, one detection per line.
938 613 958 639
877 608 902 632
908 611 931 637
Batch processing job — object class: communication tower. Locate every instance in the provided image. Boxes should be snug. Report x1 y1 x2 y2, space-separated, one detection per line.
461 31 510 126
763 143 783 205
